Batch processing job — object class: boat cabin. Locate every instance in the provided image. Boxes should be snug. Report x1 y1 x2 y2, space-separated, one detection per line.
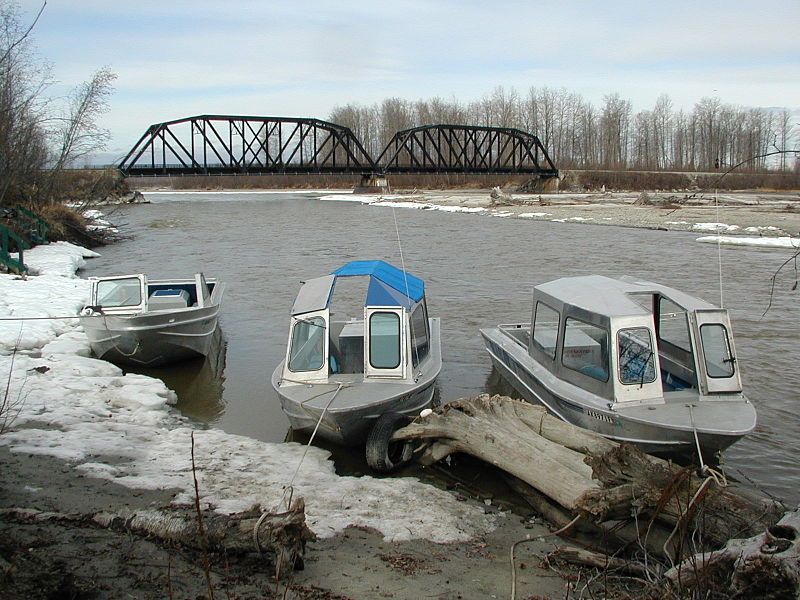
523 275 742 405
281 260 432 384
87 273 216 314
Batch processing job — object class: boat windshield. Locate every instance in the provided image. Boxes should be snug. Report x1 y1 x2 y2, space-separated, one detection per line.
96 278 142 307
369 312 401 369
532 301 559 359
618 327 656 385
562 318 609 381
288 316 326 372
409 302 430 368
699 323 735 378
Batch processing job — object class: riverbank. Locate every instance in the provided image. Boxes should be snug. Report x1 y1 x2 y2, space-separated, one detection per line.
139 186 800 244
0 243 574 599
347 188 800 244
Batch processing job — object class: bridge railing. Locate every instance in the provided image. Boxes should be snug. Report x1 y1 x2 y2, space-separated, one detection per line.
0 225 27 274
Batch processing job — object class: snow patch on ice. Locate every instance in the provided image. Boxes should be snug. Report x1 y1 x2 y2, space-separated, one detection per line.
696 236 800 249
693 222 740 233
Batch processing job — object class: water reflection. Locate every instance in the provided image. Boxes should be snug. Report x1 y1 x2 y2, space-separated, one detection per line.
120 328 228 424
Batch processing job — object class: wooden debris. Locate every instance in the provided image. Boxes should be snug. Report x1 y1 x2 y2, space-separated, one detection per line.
665 508 800 600
0 498 314 579
394 394 792 594
549 545 658 578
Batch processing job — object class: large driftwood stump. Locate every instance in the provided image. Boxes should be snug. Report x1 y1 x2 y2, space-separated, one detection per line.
665 508 800 600
395 395 783 555
0 498 314 579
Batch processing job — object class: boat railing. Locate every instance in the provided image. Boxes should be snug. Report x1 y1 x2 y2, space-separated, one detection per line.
497 322 531 347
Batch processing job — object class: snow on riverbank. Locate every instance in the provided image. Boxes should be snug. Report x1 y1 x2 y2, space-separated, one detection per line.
696 235 800 249
0 243 496 542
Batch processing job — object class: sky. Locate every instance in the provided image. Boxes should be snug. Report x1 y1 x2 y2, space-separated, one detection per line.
12 0 800 161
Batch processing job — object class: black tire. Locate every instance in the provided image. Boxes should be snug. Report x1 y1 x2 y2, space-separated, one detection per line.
365 412 414 473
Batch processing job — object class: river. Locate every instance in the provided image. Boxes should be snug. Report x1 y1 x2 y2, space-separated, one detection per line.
81 191 800 505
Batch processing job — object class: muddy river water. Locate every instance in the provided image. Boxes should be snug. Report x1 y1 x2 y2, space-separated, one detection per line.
82 191 800 505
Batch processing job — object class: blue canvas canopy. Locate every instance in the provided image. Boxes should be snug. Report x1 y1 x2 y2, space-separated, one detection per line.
332 260 425 305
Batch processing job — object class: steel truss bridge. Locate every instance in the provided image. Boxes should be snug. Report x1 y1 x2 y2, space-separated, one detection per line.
118 115 558 178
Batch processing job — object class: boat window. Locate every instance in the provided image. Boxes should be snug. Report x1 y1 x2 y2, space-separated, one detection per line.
658 297 691 353
562 318 609 381
409 302 429 368
618 328 657 385
96 278 142 307
369 312 401 369
700 324 735 378
288 316 326 372
531 302 560 359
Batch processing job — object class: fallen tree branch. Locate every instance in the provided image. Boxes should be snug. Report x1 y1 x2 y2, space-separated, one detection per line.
0 500 314 579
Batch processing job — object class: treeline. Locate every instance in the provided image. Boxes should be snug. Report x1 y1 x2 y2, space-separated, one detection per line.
1 2 115 211
329 87 797 173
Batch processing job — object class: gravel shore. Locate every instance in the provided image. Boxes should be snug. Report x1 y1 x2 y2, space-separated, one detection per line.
387 189 800 237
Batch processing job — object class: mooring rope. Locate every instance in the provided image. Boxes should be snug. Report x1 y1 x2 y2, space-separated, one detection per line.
509 514 581 600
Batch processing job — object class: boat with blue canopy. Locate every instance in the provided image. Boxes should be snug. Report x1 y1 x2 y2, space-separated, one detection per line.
271 260 441 455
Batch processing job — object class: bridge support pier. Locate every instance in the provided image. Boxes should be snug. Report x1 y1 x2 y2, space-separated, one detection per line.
353 173 390 194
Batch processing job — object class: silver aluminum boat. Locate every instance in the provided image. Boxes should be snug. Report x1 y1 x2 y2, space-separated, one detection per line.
80 273 224 367
272 260 441 446
480 275 756 457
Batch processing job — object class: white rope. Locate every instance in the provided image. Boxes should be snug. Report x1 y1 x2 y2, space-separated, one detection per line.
254 381 346 553
510 514 581 600
714 188 724 308
391 206 421 373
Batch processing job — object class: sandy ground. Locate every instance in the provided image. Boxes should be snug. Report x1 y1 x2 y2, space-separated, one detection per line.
3 189 798 600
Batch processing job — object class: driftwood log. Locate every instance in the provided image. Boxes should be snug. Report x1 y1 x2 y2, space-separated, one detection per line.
665 508 800 600
395 394 793 592
0 498 314 579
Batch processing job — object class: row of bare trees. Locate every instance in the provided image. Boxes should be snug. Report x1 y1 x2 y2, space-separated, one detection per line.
329 86 797 172
0 1 115 210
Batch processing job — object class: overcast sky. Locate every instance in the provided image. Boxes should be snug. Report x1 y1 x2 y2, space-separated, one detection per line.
15 0 800 159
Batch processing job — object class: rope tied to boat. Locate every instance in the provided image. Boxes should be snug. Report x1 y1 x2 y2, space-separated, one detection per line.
658 404 729 561
687 404 728 487
253 380 349 554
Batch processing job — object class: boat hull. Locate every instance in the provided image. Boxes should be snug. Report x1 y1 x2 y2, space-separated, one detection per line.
80 305 220 367
481 328 756 457
273 371 437 446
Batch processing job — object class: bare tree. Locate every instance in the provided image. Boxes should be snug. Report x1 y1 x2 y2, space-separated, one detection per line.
599 93 631 168
777 108 794 171
0 0 49 206
327 86 795 175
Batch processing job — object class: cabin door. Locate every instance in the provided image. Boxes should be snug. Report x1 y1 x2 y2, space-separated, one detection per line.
690 309 743 394
364 307 406 378
284 309 330 382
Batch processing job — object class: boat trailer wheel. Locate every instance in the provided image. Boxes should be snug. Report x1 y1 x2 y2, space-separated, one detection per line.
365 413 414 473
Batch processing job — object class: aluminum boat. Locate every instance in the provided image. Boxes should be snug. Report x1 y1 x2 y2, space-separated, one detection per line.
272 260 441 447
80 273 224 367
480 275 756 457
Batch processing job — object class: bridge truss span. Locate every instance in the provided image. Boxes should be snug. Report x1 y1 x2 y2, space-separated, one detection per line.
377 124 558 176
118 115 376 176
